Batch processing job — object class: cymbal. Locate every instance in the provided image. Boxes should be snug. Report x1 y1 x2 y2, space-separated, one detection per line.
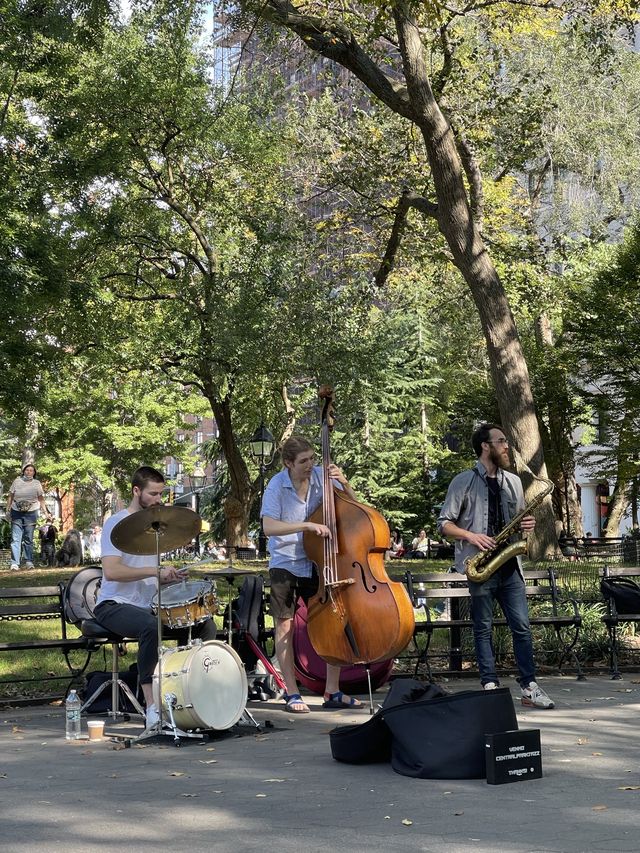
111 505 201 556
208 566 257 580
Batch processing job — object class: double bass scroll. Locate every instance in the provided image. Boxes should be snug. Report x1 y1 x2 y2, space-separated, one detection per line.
302 387 415 667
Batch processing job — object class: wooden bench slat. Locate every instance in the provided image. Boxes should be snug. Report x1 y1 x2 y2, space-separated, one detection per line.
0 583 103 690
0 586 63 598
0 604 63 617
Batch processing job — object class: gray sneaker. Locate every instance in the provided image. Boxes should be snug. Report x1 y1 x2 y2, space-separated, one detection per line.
25 562 35 570
521 681 554 709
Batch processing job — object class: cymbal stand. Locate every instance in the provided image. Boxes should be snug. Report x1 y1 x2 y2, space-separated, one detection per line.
122 522 202 746
220 547 260 731
226 546 235 645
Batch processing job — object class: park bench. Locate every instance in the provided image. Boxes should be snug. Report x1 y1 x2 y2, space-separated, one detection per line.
576 537 626 562
599 565 640 679
0 584 103 694
403 567 584 682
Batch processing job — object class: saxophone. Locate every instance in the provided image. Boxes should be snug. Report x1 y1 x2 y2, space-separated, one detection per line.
464 475 554 584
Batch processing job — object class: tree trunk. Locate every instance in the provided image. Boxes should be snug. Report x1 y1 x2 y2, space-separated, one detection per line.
257 0 556 555
392 4 555 557
533 313 583 539
206 394 255 547
606 480 631 536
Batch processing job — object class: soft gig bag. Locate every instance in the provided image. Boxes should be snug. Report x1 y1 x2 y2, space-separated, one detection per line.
382 686 518 779
600 576 640 615
329 680 447 765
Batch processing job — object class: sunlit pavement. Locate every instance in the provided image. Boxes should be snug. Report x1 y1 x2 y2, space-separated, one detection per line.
1 673 639 852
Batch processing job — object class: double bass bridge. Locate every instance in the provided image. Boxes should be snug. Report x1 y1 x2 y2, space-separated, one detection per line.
324 578 356 590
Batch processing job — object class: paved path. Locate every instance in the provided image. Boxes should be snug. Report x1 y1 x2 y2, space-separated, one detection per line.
1 673 639 852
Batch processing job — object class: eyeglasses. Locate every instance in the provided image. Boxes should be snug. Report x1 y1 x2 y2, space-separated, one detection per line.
487 438 509 445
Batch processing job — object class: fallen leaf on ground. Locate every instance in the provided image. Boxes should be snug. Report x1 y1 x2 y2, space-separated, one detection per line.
12 726 24 734
402 818 413 826
618 786 640 791
168 771 185 777
198 760 217 764
592 805 608 811
256 793 267 798
454 811 464 816
577 738 589 745
181 793 198 797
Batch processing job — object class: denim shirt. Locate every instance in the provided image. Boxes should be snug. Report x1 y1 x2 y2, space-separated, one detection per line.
261 466 331 578
437 461 525 576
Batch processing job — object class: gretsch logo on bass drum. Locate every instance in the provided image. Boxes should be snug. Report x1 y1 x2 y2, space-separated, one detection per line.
202 655 221 673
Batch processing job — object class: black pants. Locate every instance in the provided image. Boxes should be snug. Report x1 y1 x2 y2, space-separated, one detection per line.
93 600 217 685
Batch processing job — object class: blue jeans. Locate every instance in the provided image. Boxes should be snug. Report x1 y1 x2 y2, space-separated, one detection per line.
10 510 38 566
468 568 535 687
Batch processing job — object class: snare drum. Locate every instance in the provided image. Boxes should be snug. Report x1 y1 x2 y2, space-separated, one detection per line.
151 579 217 629
154 641 247 730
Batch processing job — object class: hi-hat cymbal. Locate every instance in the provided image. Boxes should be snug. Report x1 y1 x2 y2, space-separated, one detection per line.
111 505 201 556
208 566 256 580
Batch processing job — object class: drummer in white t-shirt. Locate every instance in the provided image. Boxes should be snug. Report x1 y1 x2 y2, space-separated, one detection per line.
94 465 217 728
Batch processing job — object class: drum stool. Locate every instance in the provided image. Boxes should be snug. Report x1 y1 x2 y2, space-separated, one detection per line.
80 619 146 719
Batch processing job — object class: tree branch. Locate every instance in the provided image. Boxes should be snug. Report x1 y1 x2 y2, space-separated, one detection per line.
374 188 438 287
261 0 415 120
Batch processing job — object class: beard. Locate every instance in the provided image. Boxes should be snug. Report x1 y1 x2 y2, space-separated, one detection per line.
138 493 160 509
489 445 510 470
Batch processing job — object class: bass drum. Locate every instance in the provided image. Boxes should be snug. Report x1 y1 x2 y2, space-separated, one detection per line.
154 641 247 731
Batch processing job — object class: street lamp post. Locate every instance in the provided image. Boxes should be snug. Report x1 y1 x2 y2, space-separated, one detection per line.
191 465 207 556
250 423 275 559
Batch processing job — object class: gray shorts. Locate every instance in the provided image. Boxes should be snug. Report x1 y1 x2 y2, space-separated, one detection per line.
269 568 319 620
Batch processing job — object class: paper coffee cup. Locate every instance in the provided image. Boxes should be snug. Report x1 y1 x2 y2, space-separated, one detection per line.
87 720 104 741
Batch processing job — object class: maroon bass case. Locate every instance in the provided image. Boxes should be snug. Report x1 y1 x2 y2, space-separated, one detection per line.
293 598 394 695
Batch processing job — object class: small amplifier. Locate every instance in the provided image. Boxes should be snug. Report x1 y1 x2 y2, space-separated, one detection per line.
485 729 542 785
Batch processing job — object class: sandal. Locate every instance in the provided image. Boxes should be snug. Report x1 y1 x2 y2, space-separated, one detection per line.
283 693 310 714
322 691 363 710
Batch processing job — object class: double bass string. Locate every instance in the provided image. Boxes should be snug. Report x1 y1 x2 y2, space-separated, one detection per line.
321 413 341 612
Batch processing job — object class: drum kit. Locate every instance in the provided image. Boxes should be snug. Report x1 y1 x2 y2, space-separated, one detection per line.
110 504 262 745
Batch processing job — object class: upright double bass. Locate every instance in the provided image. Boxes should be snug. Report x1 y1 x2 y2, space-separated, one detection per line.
303 387 415 667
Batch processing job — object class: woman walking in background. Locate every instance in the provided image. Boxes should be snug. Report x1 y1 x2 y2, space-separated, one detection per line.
6 463 48 571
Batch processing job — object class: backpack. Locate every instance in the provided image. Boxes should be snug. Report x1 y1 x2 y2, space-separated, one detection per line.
62 565 103 626
600 576 640 615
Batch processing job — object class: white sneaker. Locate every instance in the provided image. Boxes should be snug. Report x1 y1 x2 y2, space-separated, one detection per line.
145 704 160 728
10 563 19 572
25 562 34 570
483 681 498 691
521 681 554 709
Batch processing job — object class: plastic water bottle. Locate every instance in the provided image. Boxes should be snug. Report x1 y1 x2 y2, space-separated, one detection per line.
65 689 82 740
